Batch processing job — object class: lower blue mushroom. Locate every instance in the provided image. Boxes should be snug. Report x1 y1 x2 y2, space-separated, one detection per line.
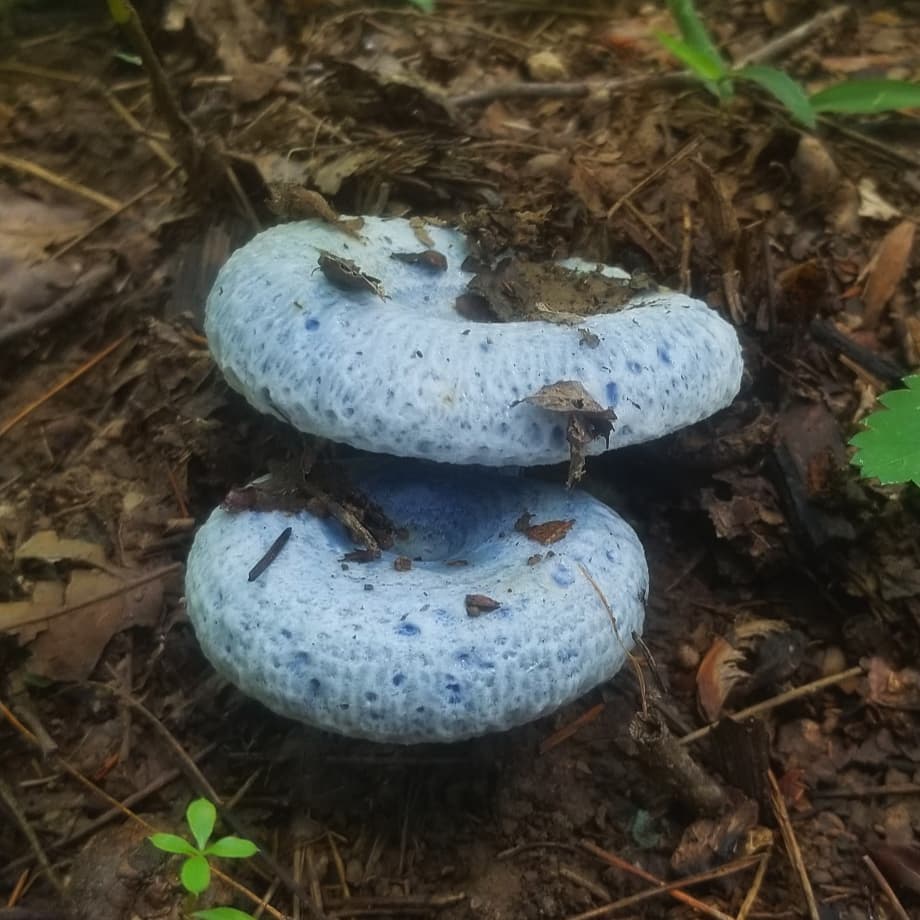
185 461 648 743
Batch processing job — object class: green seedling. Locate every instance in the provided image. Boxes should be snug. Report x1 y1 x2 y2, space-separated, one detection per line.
658 0 920 129
850 375 920 487
149 798 259 920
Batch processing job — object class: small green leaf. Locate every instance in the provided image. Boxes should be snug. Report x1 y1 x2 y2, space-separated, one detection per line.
407 0 434 11
655 33 728 84
193 909 257 920
149 833 198 857
666 0 727 72
735 65 816 128
810 80 920 115
181 854 212 896
205 836 260 859
850 375 920 486
186 799 217 851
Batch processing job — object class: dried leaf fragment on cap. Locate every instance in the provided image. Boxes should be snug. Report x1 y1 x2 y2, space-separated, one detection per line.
513 380 616 486
317 251 386 298
514 513 575 545
390 250 448 271
465 594 501 617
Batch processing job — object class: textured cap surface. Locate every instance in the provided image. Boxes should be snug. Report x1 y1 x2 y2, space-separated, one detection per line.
205 218 744 466
185 462 648 743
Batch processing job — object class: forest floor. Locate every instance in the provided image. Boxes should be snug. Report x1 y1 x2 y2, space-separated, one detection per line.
1 2 919 919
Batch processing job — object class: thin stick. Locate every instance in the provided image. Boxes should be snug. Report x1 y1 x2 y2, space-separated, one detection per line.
580 841 741 920
1 745 216 880
451 73 687 107
734 6 849 68
0 151 121 211
328 831 350 898
0 263 116 347
559 866 609 903
606 138 701 220
540 702 605 754
736 848 771 920
862 855 910 920
453 6 848 109
104 91 179 171
85 681 221 802
0 334 130 440
51 168 178 261
0 777 64 894
1 563 181 629
768 771 819 920
680 666 863 744
566 855 760 920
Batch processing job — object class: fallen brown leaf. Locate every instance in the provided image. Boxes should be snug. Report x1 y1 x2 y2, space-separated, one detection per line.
862 220 916 329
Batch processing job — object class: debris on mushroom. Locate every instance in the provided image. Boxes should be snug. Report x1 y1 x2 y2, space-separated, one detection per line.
205 216 744 468
185 461 648 743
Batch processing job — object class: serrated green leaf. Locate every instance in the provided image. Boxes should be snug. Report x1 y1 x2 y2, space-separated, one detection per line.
193 909 257 920
850 375 920 486
655 33 728 86
186 799 217 851
149 833 198 856
205 836 260 859
810 80 920 115
735 65 816 128
666 0 727 72
181 854 212 895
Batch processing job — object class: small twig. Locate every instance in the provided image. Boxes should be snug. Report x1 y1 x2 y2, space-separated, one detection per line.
0 263 117 348
768 770 820 920
104 91 179 171
328 831 350 898
565 855 761 920
0 334 130 439
1 746 217 881
451 73 687 107
862 854 910 920
629 711 728 816
680 666 864 745
0 777 64 894
0 151 122 211
85 680 221 802
248 526 293 582
606 138 701 220
736 848 771 920
559 866 610 903
540 702 606 754
580 841 741 920
1 563 181 629
734 5 849 68
50 168 178 261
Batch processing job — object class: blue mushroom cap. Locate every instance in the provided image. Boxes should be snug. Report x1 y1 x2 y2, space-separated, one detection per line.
185 461 648 743
205 217 744 466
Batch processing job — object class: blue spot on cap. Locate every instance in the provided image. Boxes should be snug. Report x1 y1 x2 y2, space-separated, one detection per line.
626 360 641 374
605 381 619 405
392 672 406 686
396 622 420 637
305 317 320 331
657 344 672 365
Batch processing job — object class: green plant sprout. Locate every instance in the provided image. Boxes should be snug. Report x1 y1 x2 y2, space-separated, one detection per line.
850 375 920 487
658 0 920 128
149 798 259 920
